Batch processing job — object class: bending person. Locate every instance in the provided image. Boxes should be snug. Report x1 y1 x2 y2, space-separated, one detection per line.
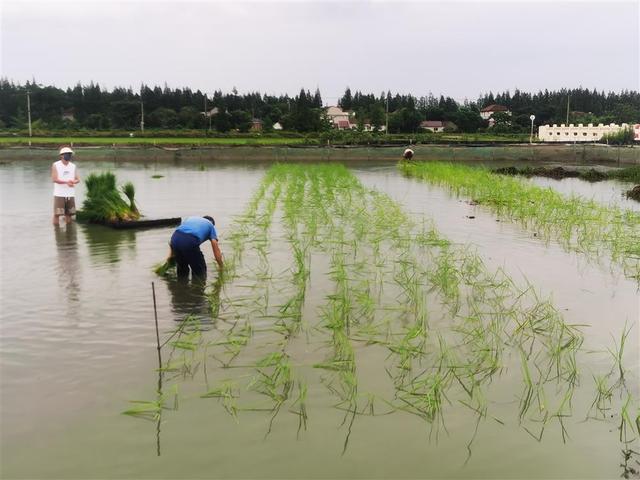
169 216 223 279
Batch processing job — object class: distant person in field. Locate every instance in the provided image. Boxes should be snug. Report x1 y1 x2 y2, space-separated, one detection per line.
169 216 223 279
52 146 80 225
403 148 414 160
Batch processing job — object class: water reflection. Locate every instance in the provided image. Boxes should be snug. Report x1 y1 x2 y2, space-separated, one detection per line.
166 277 208 319
165 270 224 325
81 224 136 265
54 223 80 307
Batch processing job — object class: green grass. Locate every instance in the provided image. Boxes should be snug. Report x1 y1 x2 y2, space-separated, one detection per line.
495 165 640 184
609 166 640 184
0 132 532 147
0 136 313 146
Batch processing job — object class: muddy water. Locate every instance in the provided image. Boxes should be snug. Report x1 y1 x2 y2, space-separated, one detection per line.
1 158 638 479
526 176 640 211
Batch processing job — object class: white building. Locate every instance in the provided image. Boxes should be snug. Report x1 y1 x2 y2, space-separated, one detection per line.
419 120 457 132
272 122 283 131
202 107 219 117
538 123 634 143
325 106 386 131
480 104 510 121
325 106 354 129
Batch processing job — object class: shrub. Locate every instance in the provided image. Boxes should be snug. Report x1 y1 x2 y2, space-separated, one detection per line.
600 127 635 145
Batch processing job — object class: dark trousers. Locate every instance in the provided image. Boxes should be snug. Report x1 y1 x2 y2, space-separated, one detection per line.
170 231 206 279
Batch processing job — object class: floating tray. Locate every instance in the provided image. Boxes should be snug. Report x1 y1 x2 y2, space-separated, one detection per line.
81 217 182 230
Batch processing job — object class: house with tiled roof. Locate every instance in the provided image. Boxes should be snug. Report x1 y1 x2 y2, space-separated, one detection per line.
480 104 510 120
326 106 355 129
419 120 457 132
337 119 354 130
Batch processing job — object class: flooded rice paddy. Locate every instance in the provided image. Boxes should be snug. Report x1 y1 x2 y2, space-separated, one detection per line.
1 153 638 479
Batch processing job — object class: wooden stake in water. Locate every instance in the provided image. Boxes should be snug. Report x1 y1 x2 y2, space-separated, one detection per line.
151 281 163 457
152 282 162 368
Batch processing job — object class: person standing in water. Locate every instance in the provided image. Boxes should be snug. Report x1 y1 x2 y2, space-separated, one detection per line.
52 146 80 225
169 216 223 279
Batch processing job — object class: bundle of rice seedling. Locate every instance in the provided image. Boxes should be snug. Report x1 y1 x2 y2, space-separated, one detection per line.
154 256 176 276
122 181 140 215
77 172 141 223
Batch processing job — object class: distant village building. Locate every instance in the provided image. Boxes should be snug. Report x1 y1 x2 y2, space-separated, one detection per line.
202 107 219 117
325 106 387 131
326 106 355 129
336 119 355 130
538 123 636 143
634 124 640 141
480 104 510 127
480 104 510 120
250 118 263 132
62 108 75 122
272 122 283 131
360 122 382 132
420 120 457 132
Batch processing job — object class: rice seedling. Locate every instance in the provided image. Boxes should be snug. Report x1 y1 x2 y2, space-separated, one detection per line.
606 322 633 384
399 161 640 280
290 380 308 439
208 323 253 368
127 162 639 462
153 256 176 277
122 399 164 422
589 374 614 419
77 172 141 223
201 380 239 420
121 181 139 215
248 352 294 435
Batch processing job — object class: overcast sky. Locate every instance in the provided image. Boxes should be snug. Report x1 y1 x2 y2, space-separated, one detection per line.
1 0 638 103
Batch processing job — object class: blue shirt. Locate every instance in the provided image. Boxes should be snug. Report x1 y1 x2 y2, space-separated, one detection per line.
176 217 218 244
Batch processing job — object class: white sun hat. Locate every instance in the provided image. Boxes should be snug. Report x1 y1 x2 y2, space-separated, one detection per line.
59 146 74 155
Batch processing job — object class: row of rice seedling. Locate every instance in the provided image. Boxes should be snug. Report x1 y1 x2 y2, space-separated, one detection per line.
298 169 584 447
399 161 640 280
251 166 605 448
128 163 638 464
240 166 633 445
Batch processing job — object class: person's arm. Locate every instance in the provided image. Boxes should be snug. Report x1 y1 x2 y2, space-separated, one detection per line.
73 168 80 185
211 239 223 269
52 164 62 184
51 164 74 186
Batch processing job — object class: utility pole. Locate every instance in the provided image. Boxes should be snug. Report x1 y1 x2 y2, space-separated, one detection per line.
385 95 389 134
204 94 212 133
529 115 536 144
26 90 32 147
140 99 145 133
566 95 570 125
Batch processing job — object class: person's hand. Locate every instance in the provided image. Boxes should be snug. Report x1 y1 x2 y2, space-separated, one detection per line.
67 180 75 187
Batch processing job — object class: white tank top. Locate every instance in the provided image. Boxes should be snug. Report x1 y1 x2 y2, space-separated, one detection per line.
53 160 77 197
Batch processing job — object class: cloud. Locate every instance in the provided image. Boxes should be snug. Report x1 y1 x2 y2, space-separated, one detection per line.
2 0 638 100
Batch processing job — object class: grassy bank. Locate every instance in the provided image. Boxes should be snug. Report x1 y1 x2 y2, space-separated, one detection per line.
494 165 640 183
0 136 314 147
0 131 532 147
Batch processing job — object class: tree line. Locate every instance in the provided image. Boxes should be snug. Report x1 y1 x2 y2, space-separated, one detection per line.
1 79 638 134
